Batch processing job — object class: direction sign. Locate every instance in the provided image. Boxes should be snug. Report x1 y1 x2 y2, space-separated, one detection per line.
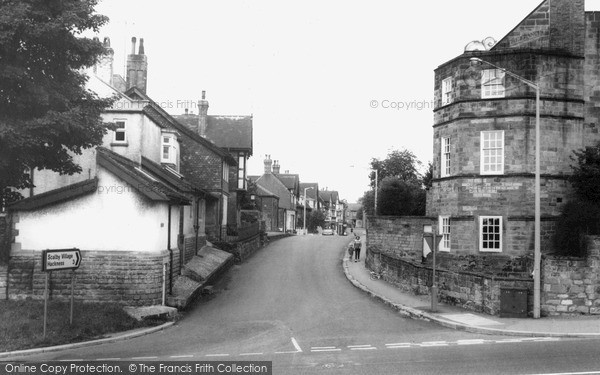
42 249 81 272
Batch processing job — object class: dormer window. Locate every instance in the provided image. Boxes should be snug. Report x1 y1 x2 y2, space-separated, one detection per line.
113 120 126 143
161 133 179 170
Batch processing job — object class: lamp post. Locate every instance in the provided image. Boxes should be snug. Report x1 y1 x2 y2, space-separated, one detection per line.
303 186 314 235
470 57 541 319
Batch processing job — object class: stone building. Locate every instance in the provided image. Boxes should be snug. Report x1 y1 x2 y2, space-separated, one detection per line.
427 0 600 269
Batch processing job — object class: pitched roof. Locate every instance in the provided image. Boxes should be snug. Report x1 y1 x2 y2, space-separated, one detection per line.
255 173 293 210
320 190 339 203
175 114 253 154
125 87 237 166
9 178 99 211
256 184 279 198
275 173 299 192
299 182 319 199
97 147 190 204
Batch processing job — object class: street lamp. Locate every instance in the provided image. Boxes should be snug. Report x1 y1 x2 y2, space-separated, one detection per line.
470 57 541 319
303 186 314 235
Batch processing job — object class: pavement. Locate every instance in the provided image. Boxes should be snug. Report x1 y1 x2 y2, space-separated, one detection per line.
343 232 600 338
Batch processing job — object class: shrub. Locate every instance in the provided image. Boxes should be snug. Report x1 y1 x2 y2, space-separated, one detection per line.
553 200 600 257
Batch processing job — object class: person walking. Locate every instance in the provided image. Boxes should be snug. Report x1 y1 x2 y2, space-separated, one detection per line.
353 235 362 262
347 242 354 262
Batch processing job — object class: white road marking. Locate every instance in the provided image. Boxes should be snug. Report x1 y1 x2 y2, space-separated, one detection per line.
291 337 303 352
205 354 230 357
170 355 194 358
95 358 121 361
131 356 158 360
456 339 487 345
419 341 449 347
311 348 342 352
275 350 301 354
348 345 373 348
311 346 337 350
531 337 561 342
350 347 377 351
386 345 413 349
59 359 83 362
385 342 412 346
240 352 264 356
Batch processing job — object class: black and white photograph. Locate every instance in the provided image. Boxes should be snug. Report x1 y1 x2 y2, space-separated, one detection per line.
2 0 600 374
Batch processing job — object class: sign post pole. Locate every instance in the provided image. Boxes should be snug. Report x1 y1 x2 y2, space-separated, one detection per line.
70 270 75 325
43 271 49 339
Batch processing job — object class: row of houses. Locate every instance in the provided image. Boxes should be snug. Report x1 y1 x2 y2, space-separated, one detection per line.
0 37 258 306
249 155 347 234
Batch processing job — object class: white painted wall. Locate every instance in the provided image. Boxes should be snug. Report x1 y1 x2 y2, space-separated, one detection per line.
14 167 176 253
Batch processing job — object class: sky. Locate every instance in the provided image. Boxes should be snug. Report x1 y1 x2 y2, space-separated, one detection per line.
91 0 600 202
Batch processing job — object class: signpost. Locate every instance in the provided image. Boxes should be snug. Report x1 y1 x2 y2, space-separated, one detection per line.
423 233 443 312
41 249 81 338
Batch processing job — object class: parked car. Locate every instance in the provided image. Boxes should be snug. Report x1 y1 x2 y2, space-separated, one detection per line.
322 228 334 236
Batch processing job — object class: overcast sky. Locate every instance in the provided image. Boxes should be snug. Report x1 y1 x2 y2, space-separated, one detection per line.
92 0 600 202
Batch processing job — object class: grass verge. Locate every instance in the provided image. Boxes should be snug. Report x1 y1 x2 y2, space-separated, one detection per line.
0 299 170 352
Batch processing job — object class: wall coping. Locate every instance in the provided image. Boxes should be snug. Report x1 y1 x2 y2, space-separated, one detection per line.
371 249 533 282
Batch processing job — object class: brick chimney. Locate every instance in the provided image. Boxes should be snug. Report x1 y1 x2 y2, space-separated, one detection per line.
272 160 280 174
94 37 114 86
198 90 209 137
126 37 148 93
264 155 273 174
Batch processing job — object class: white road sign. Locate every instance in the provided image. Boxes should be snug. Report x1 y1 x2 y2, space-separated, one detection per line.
42 249 81 271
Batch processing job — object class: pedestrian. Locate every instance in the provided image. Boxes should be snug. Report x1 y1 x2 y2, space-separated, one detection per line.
353 235 362 262
347 242 354 261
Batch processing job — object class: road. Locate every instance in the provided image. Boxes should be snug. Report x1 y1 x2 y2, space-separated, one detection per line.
6 234 600 374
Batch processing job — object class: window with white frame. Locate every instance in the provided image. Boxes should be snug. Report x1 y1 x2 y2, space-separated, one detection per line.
113 120 126 143
480 216 502 252
441 77 453 105
441 137 451 177
161 134 179 169
439 216 451 252
481 69 505 98
480 131 504 175
222 161 229 182
237 153 246 190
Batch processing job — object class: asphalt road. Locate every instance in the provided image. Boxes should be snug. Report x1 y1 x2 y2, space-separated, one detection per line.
6 234 600 374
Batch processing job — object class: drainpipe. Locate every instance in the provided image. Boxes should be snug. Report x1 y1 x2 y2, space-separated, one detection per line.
167 204 173 294
194 197 200 254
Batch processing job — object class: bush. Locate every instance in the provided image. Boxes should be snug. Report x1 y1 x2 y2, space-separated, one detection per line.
553 200 600 257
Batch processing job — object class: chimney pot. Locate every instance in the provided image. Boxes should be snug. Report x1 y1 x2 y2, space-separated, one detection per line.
131 37 137 54
202 90 206 100
139 38 145 55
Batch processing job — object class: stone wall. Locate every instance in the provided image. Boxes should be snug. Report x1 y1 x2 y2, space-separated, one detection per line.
8 250 169 306
366 247 533 316
541 235 600 316
366 216 435 260
214 234 263 263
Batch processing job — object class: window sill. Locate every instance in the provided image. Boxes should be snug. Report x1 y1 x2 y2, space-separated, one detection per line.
110 142 129 147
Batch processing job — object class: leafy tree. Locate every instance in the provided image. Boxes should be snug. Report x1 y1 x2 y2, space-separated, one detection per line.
553 142 600 256
368 149 422 189
570 143 600 204
307 210 326 233
359 190 374 217
0 0 114 203
377 177 425 216
422 161 434 189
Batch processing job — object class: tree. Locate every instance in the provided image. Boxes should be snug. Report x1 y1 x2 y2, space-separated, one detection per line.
359 190 374 217
307 210 326 233
570 143 600 204
377 177 426 216
0 0 114 203
368 149 422 189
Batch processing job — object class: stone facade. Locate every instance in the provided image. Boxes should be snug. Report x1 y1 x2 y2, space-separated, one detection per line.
366 216 434 260
542 235 600 316
366 247 532 316
427 0 600 264
8 250 169 306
